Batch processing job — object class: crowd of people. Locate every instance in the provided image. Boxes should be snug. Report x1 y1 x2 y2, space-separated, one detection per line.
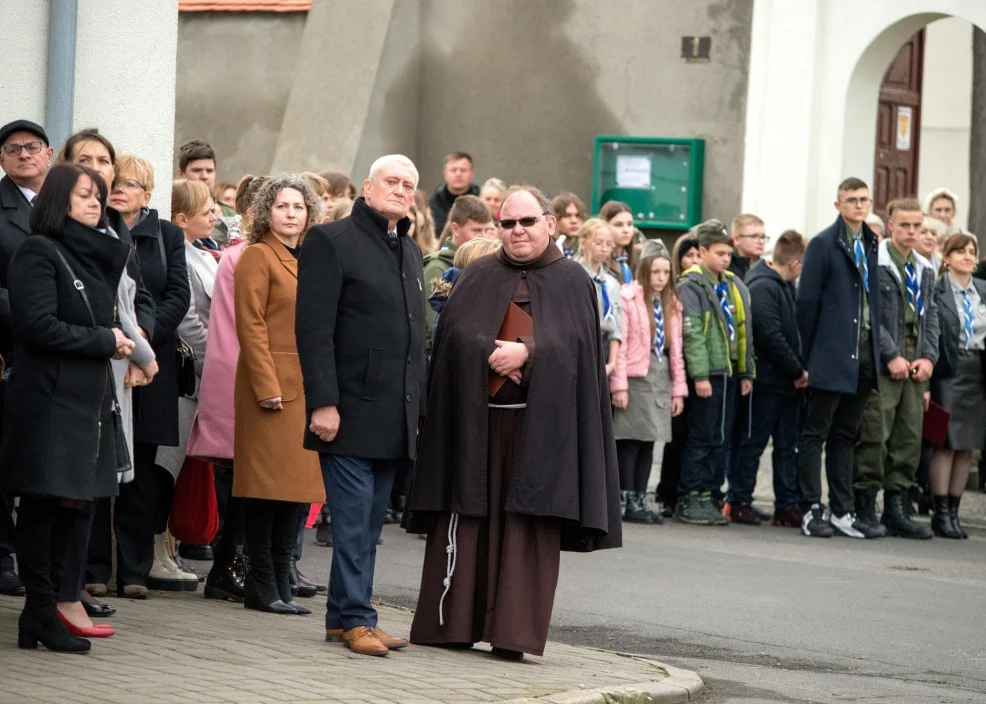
0 118 978 662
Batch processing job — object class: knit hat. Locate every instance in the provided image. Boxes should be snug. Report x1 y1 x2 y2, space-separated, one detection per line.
640 237 670 260
695 218 730 247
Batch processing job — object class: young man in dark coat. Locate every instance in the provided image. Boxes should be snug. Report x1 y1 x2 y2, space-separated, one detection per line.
297 154 427 657
428 151 480 234
729 231 807 527
404 185 622 661
796 177 881 538
0 119 54 597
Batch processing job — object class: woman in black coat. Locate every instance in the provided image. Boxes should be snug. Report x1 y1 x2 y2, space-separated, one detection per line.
85 154 192 598
1 163 135 653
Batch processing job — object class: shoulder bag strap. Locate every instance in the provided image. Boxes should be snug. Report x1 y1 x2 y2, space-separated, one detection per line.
50 243 121 409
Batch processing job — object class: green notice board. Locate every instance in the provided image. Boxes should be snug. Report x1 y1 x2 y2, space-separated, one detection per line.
591 136 704 230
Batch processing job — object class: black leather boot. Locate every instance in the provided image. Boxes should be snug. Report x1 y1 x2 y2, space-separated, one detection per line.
244 553 295 615
881 491 933 540
16 498 90 653
204 555 247 603
949 495 968 539
288 557 316 599
854 489 887 538
931 495 962 539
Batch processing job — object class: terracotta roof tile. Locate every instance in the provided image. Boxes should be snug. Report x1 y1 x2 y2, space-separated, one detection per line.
179 0 310 11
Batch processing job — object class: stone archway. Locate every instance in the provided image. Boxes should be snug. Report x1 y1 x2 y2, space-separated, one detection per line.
741 0 986 237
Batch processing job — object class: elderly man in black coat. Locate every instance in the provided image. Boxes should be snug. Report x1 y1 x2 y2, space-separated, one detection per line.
404 185 622 661
0 119 55 597
297 154 426 657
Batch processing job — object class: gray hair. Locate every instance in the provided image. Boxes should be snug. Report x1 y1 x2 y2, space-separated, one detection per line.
367 154 419 187
481 177 507 195
247 173 323 244
924 187 959 214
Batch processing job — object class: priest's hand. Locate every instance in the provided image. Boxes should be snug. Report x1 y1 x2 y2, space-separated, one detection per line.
489 340 529 376
310 405 340 442
611 390 628 409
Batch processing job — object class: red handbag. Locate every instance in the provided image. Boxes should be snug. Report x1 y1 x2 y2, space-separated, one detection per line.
169 457 219 544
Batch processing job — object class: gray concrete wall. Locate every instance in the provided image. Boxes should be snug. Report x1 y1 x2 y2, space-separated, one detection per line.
175 0 753 220
175 11 306 183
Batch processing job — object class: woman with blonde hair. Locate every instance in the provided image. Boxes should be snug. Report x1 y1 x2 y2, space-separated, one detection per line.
610 239 686 523
231 175 324 614
924 187 968 236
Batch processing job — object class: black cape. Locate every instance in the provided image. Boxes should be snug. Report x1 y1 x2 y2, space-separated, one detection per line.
404 245 622 552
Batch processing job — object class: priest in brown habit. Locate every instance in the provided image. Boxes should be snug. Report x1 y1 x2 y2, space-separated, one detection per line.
403 184 622 661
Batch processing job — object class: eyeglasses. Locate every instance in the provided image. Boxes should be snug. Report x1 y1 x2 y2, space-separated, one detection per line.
842 197 871 206
1 141 44 157
738 233 768 242
499 213 548 230
113 179 145 191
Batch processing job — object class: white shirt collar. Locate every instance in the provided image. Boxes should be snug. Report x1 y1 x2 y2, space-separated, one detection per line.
17 185 36 204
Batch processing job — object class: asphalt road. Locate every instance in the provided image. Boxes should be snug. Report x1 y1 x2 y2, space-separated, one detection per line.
297 518 986 704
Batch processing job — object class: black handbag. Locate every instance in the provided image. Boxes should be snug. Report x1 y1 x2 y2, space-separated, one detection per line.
157 226 196 397
52 246 133 478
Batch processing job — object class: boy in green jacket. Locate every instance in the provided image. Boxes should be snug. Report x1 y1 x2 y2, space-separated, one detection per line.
676 219 756 525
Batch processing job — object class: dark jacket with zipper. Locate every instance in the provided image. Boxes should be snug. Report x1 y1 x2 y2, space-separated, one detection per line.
746 259 803 394
131 211 191 447
428 182 480 234
0 219 131 501
296 197 427 460
932 274 986 384
797 215 880 394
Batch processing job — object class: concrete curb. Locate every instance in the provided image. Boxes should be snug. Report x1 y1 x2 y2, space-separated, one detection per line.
501 659 705 703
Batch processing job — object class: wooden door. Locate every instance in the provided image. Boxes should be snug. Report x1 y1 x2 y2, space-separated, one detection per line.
873 30 924 219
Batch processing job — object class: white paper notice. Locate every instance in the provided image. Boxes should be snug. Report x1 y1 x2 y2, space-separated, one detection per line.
615 155 651 188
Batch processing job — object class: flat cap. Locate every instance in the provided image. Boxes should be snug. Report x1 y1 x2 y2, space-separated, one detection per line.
0 120 49 148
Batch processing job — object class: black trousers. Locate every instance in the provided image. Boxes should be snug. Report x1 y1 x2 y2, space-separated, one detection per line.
657 405 688 506
243 499 301 604
617 439 655 494
59 501 94 602
87 444 172 588
210 463 246 569
797 340 874 516
0 490 16 558
680 375 738 498
16 496 79 613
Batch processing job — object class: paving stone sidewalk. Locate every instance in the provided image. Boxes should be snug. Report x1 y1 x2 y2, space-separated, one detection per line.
0 592 703 704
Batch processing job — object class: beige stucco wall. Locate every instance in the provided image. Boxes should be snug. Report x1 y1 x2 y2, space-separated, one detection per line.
175 0 754 222
0 0 179 216
917 16 972 230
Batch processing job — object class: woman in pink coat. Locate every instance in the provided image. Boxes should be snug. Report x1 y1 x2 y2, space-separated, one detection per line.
609 238 687 524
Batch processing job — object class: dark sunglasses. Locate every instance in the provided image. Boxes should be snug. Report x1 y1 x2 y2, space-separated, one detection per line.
499 213 548 230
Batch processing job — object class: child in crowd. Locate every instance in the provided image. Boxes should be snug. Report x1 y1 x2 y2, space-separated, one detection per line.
600 201 637 284
655 234 703 516
676 219 755 525
728 230 807 526
428 236 502 351
610 239 687 524
576 218 623 376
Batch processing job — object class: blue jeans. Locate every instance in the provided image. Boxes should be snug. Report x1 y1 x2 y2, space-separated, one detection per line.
729 387 801 509
320 454 397 631
680 375 738 498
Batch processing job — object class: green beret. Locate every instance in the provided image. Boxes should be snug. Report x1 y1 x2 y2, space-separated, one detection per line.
640 238 670 260
695 218 730 247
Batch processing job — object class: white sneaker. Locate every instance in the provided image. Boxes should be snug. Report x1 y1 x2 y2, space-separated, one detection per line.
830 511 866 539
147 534 199 591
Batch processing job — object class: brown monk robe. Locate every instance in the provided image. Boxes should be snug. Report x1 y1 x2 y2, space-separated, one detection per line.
404 237 622 659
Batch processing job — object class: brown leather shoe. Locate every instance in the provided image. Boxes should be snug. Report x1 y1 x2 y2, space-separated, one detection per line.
342 626 388 656
372 627 408 650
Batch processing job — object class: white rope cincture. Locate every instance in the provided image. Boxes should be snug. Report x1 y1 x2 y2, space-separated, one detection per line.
438 512 459 626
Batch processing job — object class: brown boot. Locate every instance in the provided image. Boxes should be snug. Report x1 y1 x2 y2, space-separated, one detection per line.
372 627 408 650
342 626 389 656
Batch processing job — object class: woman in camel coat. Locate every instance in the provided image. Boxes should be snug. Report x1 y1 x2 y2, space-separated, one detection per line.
231 175 323 615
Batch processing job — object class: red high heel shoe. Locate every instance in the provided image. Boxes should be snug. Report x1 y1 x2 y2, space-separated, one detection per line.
57 611 115 638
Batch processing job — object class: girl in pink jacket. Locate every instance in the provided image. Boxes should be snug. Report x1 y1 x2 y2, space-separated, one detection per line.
610 238 687 524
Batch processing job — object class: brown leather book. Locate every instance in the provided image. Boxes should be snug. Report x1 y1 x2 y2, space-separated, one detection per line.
488 302 534 397
922 400 950 448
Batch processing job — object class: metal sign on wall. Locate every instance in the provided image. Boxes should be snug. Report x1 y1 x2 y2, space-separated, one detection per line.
681 36 711 63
